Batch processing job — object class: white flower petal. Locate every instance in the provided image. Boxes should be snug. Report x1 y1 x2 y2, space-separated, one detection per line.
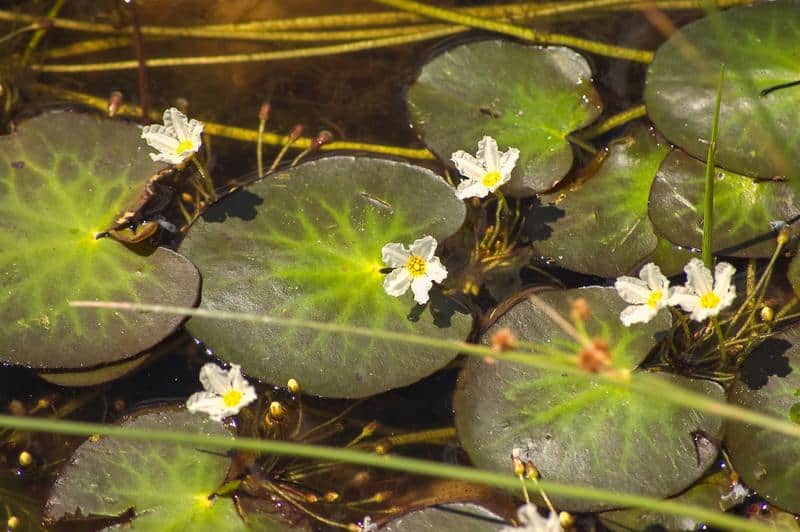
684 258 713 295
477 135 500 171
186 392 226 422
149 152 185 165
455 179 490 199
199 363 230 394
381 242 409 268
141 125 179 154
409 235 437 260
669 290 698 311
614 276 651 304
228 364 247 389
426 256 448 283
498 147 520 178
713 261 736 300
163 107 191 141
639 263 667 292
620 304 658 326
383 268 412 297
500 503 561 532
187 118 204 147
411 277 433 305
451 150 486 181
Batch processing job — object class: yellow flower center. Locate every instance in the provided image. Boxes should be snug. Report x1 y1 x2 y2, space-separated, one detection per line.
481 171 503 188
406 255 427 278
646 290 662 309
222 389 242 407
175 139 194 154
699 292 721 309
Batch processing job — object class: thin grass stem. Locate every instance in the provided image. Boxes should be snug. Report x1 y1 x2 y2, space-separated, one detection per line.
67 300 800 441
0 413 775 532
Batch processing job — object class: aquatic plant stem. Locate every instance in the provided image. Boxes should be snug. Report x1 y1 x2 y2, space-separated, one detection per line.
30 84 435 160
701 66 724 268
20 0 64 65
31 26 463 72
578 104 648 139
711 317 727 365
370 0 654 62
0 413 774 532
0 1 750 38
68 300 800 441
191 157 216 201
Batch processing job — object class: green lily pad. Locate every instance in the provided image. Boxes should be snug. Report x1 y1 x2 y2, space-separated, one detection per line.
645 3 800 179
44 407 296 531
0 110 200 373
727 326 800 514
600 469 739 531
407 39 602 196
646 237 700 278
454 287 725 512
382 503 505 532
180 156 472 398
648 149 799 258
528 126 669 277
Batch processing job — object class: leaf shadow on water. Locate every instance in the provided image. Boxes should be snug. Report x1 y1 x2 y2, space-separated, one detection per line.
739 337 792 390
406 289 470 329
522 197 564 243
202 188 263 223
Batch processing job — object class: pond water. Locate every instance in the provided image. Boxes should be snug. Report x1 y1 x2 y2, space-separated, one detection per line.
1 1 800 531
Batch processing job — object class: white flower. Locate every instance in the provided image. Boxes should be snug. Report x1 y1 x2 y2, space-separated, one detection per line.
670 258 736 322
186 363 257 422
614 263 672 326
381 235 448 305
360 516 378 532
500 503 561 532
720 482 748 505
450 135 519 199
141 107 204 165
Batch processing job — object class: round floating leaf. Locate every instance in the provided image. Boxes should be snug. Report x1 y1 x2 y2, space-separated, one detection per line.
44 408 295 531
646 237 700 278
455 287 725 512
528 125 668 277
180 156 471 398
407 39 602 196
600 469 737 531
648 149 799 258
382 503 505 532
727 326 800 514
0 111 200 372
645 3 800 179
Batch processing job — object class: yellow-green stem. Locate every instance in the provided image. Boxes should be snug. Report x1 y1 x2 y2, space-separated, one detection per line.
578 104 648 139
711 317 727 365
370 0 654 62
32 26 462 72
21 0 65 64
